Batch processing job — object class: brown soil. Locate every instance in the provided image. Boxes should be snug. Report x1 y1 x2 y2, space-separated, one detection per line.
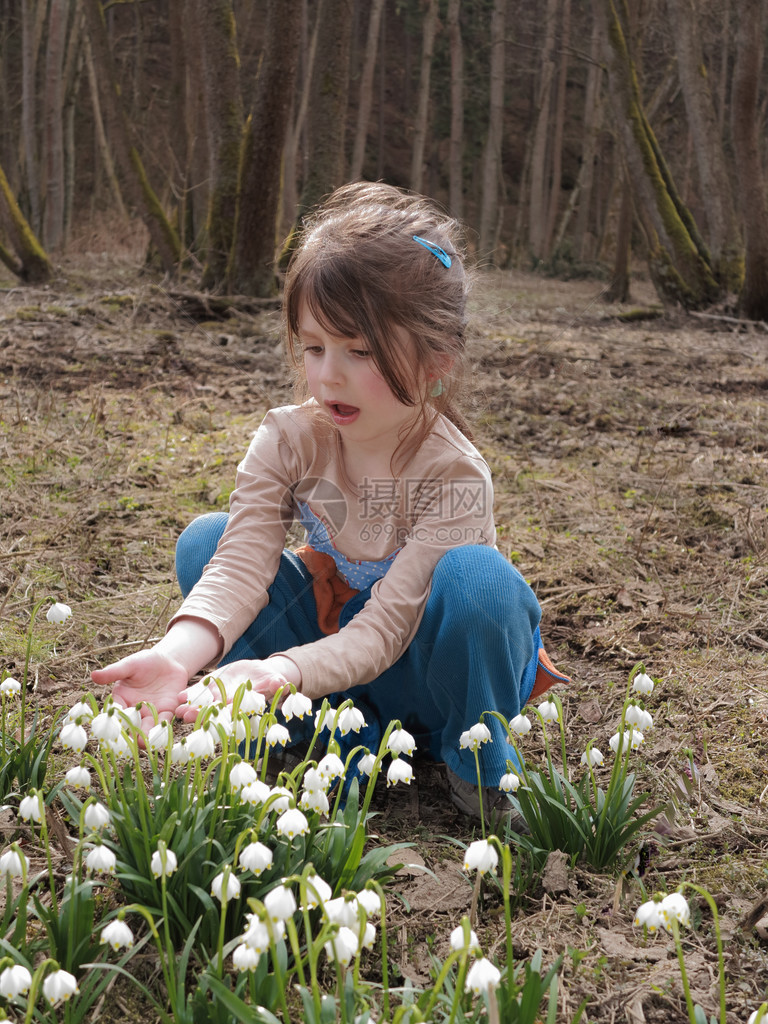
1 254 767 1022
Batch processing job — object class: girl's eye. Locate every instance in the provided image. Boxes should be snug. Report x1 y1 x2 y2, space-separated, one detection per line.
302 345 323 355
352 349 372 358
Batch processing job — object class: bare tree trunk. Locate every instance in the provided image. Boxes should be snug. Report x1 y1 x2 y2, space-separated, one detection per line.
0 162 52 282
410 0 439 194
446 0 463 220
42 0 67 250
543 0 570 256
167 0 189 249
82 0 181 272
350 0 386 180
84 31 128 221
666 0 742 291
573 14 603 261
299 0 353 215
596 0 718 308
21 1 45 235
196 0 244 289
62 3 84 241
605 175 633 303
282 0 320 234
180 0 209 251
478 0 506 260
731 0 768 319
528 0 557 259
230 0 301 296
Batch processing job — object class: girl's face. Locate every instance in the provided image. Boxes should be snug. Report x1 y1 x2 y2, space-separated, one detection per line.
299 304 421 456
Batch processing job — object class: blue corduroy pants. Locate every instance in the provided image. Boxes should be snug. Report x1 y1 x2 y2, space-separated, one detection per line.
175 512 543 785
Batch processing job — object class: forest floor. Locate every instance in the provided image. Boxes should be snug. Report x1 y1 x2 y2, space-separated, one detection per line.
1 251 767 1022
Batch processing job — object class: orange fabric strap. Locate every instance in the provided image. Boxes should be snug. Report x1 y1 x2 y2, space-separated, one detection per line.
529 646 571 700
294 544 359 636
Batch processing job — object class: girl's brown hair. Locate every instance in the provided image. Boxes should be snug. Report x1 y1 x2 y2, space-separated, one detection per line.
283 182 472 466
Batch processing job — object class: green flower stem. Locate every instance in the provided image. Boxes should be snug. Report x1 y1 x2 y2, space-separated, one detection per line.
285 915 307 989
159 877 177 1008
370 881 391 1022
267 931 291 1022
472 746 486 839
554 695 569 785
215 869 233 979
35 795 58 914
681 883 726 1024
299 879 322 1019
670 919 697 1023
469 871 482 932
23 957 59 1024
418 948 463 1021
124 902 177 1013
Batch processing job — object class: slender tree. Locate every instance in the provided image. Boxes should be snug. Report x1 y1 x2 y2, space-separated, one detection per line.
42 0 67 249
350 0 387 181
410 0 439 194
446 0 464 220
731 0 768 319
81 0 181 271
478 0 506 261
230 0 301 295
0 162 52 282
528 0 557 259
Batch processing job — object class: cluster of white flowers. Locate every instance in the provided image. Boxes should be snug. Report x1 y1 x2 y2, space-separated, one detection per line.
633 891 691 933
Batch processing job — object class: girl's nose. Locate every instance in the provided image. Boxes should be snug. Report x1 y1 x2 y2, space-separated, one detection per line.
319 351 343 386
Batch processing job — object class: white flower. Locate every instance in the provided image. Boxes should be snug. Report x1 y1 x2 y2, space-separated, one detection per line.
265 723 291 748
386 758 413 787
276 807 309 839
146 722 172 751
84 802 111 831
239 841 273 876
264 884 296 922
356 889 383 917
304 873 332 909
241 915 279 952
357 752 377 776
268 786 293 813
237 685 267 716
324 926 360 966
185 680 215 708
100 918 134 950
60 722 88 753
86 844 117 874
633 899 664 932
281 691 312 721
499 771 521 792
463 839 498 875
151 845 178 878
43 968 79 1004
18 794 42 822
300 787 330 814
337 705 366 735
91 711 122 743
0 963 32 998
450 924 479 951
748 1008 768 1024
510 714 532 735
317 752 345 781
301 767 328 793
211 870 241 902
116 705 142 729
241 780 272 806
325 896 361 928
625 704 653 731
65 701 94 723
0 847 27 878
315 707 336 732
186 726 215 759
537 699 559 722
232 942 261 971
633 672 655 695
171 740 190 764
106 732 131 758
387 728 416 756
360 920 376 950
459 722 492 750
466 957 501 995
229 760 258 791
46 602 72 624
0 677 21 696
609 728 644 753
659 892 691 929
580 747 604 768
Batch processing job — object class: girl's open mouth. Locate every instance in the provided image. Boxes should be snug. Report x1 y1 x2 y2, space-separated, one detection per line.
326 402 360 425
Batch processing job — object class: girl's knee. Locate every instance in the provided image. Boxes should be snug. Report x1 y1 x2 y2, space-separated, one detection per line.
431 545 541 629
175 512 228 597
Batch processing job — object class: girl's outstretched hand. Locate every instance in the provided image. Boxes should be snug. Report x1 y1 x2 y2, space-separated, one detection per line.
174 659 291 723
91 650 189 730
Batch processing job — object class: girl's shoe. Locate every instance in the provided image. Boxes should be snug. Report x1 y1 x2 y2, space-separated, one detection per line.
446 768 529 834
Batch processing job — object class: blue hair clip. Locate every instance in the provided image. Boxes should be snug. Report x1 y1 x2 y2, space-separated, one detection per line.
413 235 452 268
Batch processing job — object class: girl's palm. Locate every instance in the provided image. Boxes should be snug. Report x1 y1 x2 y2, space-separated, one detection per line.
91 650 189 728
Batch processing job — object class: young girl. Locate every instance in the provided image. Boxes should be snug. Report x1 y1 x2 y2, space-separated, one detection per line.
92 182 568 819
